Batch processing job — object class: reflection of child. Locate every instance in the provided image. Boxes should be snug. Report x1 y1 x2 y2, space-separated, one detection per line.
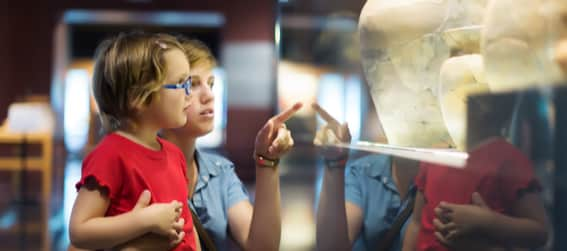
403 137 548 250
69 32 196 250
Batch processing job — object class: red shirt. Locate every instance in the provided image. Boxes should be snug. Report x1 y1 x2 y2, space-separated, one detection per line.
75 133 195 251
415 138 539 251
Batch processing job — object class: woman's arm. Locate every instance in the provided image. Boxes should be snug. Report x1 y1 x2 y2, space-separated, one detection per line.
69 188 183 249
226 102 302 251
402 191 424 251
316 165 364 250
227 166 281 251
312 103 362 250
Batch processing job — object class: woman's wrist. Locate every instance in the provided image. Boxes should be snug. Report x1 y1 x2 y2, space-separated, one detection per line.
254 152 279 168
323 154 348 168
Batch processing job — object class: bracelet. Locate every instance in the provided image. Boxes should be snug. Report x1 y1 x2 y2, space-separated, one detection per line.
254 153 280 168
324 157 348 168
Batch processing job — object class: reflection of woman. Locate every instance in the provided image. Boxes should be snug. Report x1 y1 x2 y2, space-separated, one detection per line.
314 104 419 251
114 38 302 250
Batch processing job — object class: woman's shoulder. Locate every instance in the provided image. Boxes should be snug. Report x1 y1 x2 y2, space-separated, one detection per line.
347 154 391 176
196 150 236 173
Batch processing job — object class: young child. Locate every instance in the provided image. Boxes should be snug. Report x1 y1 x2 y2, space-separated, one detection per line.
68 32 196 251
403 102 549 250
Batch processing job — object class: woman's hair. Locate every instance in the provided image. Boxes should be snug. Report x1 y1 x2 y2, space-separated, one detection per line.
92 32 184 132
177 36 217 69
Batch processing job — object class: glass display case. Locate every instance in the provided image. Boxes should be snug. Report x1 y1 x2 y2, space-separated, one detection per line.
277 0 567 250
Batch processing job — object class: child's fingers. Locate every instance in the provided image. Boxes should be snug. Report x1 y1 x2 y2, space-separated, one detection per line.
433 218 445 232
172 218 184 232
168 229 179 240
434 231 453 247
445 229 460 241
434 207 451 223
133 190 151 211
170 200 183 213
433 218 457 234
169 231 186 247
434 207 443 218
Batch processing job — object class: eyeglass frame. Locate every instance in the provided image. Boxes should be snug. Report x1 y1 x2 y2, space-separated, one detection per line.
162 76 192 96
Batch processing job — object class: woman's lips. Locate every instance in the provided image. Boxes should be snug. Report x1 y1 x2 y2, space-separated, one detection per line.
199 108 214 118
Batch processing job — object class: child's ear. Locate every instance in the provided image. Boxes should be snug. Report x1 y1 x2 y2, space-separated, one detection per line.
129 98 147 114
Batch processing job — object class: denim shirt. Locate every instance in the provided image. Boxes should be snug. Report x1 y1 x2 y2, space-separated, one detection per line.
345 155 416 251
189 150 250 250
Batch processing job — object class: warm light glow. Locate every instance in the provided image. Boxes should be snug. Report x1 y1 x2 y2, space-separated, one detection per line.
278 62 319 116
317 73 345 122
64 69 91 153
345 75 363 141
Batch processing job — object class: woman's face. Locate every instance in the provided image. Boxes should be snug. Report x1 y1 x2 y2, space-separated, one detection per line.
179 64 216 137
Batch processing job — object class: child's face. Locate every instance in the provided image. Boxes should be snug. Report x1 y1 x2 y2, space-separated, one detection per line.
179 64 216 137
145 48 192 129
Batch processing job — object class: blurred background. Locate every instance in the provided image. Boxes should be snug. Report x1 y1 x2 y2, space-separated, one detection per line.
0 0 379 250
0 0 566 250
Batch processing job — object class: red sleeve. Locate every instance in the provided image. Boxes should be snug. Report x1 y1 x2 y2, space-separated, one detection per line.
75 147 124 200
499 152 541 205
415 162 429 192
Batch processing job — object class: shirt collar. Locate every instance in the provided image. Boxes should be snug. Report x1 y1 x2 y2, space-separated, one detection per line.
193 149 221 192
365 154 392 178
364 155 413 193
195 149 220 177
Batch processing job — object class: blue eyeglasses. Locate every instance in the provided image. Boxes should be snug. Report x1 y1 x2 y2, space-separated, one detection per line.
162 76 192 96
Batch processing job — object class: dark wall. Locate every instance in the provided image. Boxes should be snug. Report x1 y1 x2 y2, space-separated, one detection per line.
0 0 275 121
0 0 275 178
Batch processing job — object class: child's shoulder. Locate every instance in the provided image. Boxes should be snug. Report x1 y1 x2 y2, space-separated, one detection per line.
84 134 125 159
157 137 178 150
471 137 532 164
347 154 391 177
157 137 184 155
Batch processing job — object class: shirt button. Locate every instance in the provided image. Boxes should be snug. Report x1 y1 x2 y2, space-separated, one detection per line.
382 177 388 184
215 161 221 166
202 176 209 182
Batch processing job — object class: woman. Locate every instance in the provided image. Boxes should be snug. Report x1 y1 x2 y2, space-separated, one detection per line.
118 38 302 251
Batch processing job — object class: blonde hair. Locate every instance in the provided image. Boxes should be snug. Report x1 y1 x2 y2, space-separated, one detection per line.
92 32 185 132
177 37 217 69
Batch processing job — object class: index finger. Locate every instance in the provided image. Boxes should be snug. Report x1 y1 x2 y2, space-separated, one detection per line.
312 103 339 125
272 102 303 124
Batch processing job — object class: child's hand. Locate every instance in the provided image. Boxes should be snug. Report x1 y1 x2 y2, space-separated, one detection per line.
168 226 186 248
113 231 185 251
114 191 185 250
433 192 494 245
141 200 184 239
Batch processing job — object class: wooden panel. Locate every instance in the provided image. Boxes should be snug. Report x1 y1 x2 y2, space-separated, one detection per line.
225 107 273 182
